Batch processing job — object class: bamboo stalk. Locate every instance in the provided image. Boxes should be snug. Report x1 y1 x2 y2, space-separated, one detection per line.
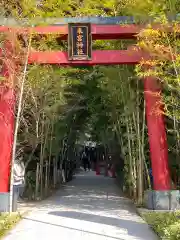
53 157 57 187
39 111 45 199
9 32 32 213
48 120 54 187
136 79 143 205
45 161 48 196
118 71 136 197
142 100 151 189
35 163 40 200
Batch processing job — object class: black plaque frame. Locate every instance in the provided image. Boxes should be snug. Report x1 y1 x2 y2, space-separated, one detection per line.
68 23 92 61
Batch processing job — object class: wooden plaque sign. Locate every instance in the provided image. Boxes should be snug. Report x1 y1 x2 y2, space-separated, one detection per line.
68 23 92 61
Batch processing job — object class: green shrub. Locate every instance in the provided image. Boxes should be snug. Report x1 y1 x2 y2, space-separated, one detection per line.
0 213 22 238
164 222 180 240
142 211 180 239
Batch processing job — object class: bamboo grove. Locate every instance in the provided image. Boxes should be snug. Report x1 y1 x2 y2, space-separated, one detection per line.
0 0 180 204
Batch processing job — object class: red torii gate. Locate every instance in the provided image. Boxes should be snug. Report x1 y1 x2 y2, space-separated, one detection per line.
0 23 170 209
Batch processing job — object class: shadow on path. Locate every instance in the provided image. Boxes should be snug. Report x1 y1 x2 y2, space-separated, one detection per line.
22 216 127 240
48 210 147 239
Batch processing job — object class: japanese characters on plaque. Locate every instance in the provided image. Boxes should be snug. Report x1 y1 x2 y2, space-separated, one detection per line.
68 23 92 60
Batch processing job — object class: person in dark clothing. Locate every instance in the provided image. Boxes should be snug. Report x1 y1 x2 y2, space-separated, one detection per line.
149 168 153 187
82 150 90 171
89 147 97 170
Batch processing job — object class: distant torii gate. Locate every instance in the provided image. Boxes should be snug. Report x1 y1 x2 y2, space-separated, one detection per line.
0 18 171 210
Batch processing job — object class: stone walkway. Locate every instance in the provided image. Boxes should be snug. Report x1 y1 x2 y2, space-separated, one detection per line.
4 171 158 240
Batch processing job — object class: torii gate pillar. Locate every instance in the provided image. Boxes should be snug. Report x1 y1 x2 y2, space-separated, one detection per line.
0 41 15 212
144 76 170 191
143 76 179 210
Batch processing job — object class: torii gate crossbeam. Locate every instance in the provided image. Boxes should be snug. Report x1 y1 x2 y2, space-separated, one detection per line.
28 49 145 65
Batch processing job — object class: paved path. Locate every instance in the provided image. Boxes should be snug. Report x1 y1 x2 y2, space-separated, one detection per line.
4 171 158 240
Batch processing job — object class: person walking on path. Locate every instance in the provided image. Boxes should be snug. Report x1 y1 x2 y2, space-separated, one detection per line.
13 155 25 210
89 147 97 170
81 150 90 171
